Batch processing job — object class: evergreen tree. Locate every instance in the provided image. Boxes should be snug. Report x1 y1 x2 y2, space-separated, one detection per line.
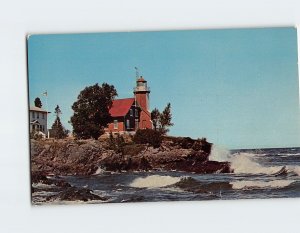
51 105 68 139
34 97 42 108
55 105 61 117
151 108 160 131
158 103 174 134
70 83 117 139
150 103 174 135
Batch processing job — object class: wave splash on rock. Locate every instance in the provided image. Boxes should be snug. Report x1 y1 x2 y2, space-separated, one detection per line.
209 145 300 176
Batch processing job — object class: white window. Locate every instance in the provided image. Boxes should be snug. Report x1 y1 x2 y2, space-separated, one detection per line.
42 113 45 119
114 120 118 129
32 112 35 118
126 119 130 129
135 119 139 129
130 109 133 117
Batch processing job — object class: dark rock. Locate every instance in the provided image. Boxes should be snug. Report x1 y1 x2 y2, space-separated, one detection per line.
31 187 36 193
47 187 107 202
121 195 145 203
31 171 71 189
31 171 49 184
53 179 71 188
172 137 195 149
187 150 209 163
175 177 232 193
138 157 152 171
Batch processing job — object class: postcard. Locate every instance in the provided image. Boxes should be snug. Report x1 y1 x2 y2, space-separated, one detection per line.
28 27 300 204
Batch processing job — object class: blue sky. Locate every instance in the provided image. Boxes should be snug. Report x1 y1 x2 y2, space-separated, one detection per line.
27 27 300 149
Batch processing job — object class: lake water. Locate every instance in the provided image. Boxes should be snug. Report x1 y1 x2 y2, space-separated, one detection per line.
32 146 300 204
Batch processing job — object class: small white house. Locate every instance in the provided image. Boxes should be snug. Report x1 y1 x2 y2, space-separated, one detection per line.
29 106 50 135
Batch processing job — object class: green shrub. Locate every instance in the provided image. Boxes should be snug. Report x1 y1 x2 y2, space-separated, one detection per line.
169 136 212 153
133 129 162 148
107 133 125 153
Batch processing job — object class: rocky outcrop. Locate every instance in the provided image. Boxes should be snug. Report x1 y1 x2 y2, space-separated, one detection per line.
31 138 231 176
31 171 107 202
31 171 71 190
175 177 232 193
31 139 114 175
46 187 108 202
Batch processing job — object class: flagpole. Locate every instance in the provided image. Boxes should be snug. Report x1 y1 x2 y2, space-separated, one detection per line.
46 94 49 138
43 91 49 138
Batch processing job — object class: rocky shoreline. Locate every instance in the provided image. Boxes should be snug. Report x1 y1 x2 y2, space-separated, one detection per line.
31 137 232 203
31 171 108 203
31 137 231 176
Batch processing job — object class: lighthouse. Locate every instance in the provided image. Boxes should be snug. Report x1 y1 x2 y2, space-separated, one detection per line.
134 76 150 111
134 76 152 129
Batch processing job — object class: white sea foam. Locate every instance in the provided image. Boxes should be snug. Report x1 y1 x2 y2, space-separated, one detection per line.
209 145 232 162
230 180 295 190
32 191 59 196
129 175 182 188
32 183 56 189
94 166 105 175
209 145 285 175
230 153 284 175
279 153 300 156
287 166 300 176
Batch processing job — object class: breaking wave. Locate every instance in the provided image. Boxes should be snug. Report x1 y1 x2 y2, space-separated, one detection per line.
287 166 300 176
129 175 182 188
230 180 295 190
229 153 284 175
209 145 300 176
129 175 232 194
94 166 105 175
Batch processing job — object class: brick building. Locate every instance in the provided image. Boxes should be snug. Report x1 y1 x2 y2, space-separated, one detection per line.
106 76 152 133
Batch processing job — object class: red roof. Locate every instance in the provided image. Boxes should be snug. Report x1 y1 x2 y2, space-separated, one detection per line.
137 76 146 82
109 98 135 117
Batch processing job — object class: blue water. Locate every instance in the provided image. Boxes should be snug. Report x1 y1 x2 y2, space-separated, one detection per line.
33 147 300 204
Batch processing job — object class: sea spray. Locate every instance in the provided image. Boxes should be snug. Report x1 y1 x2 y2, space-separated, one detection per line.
209 145 285 175
129 175 182 188
230 153 284 174
209 145 232 162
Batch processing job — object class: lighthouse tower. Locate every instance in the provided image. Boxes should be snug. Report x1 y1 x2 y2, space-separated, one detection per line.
134 76 152 129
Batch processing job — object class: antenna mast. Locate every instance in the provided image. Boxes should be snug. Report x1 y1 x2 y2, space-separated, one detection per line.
134 67 139 80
